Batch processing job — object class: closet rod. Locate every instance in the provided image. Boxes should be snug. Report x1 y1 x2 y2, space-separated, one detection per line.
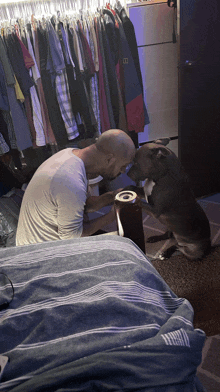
139 136 178 146
0 0 88 20
0 0 117 7
0 0 84 8
0 0 51 5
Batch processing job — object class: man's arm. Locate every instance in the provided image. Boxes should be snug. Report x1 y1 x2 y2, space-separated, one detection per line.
81 208 116 237
85 189 123 213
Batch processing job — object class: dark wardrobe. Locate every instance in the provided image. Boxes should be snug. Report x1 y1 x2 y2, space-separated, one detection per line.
178 0 220 197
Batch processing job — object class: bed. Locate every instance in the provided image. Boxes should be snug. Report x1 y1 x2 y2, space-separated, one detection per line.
0 234 206 391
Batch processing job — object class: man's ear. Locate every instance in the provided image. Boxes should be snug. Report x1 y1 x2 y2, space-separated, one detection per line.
105 153 115 166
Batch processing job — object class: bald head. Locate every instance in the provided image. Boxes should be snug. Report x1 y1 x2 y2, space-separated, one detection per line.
95 129 135 161
77 130 136 181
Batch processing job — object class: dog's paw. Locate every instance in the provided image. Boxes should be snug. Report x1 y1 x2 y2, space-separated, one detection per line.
158 245 178 260
157 252 167 260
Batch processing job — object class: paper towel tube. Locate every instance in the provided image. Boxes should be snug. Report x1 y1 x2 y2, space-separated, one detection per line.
114 191 145 253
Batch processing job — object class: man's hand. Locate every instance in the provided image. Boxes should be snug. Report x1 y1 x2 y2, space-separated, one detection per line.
85 189 122 213
112 188 124 199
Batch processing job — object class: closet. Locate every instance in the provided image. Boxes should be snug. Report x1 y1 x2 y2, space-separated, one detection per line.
1 0 147 180
0 0 220 198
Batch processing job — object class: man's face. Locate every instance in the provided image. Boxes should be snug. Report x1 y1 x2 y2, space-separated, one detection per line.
102 157 132 181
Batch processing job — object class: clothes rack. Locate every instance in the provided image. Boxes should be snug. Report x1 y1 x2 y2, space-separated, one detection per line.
0 0 148 176
0 0 126 20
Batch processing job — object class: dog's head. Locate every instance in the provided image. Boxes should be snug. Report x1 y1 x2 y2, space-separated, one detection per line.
127 141 173 182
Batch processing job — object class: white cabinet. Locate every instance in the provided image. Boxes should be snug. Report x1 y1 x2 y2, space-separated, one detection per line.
130 1 174 46
128 1 178 155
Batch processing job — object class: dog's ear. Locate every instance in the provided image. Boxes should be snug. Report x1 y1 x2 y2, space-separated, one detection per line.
152 147 169 159
155 138 170 146
157 149 166 159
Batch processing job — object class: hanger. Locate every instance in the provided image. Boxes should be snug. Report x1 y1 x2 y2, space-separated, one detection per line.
31 14 37 32
115 0 123 15
168 0 177 8
107 2 116 16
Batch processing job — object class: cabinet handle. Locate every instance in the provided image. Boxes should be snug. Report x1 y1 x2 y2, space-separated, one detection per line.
184 60 195 67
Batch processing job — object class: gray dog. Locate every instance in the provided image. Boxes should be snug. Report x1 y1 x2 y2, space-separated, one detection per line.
125 139 211 260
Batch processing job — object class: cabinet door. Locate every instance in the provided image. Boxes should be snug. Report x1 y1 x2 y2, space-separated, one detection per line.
178 0 220 197
129 2 174 46
138 44 178 155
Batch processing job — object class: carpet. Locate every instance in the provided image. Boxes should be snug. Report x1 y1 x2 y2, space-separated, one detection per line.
151 245 220 336
142 199 220 337
147 199 220 392
99 197 220 392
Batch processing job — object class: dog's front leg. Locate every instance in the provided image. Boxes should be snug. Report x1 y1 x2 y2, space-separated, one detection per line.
123 186 161 220
141 200 159 219
147 231 173 243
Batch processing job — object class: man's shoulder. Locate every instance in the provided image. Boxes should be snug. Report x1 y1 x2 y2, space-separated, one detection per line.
50 150 87 188
39 149 82 172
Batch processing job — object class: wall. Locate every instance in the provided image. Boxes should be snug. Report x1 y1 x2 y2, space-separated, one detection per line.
128 0 178 156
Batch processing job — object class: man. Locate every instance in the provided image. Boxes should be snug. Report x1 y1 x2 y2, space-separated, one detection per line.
16 129 135 246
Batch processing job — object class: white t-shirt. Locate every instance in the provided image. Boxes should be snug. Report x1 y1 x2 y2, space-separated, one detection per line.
16 148 88 246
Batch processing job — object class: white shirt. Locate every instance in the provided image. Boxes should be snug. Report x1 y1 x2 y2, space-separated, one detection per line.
16 148 87 246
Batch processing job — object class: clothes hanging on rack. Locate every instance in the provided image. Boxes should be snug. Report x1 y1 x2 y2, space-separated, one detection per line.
0 2 149 167
116 4 150 126
34 25 61 145
26 32 46 146
87 17 101 134
0 111 10 156
94 16 110 132
0 35 33 152
67 23 97 139
101 13 119 128
116 13 145 133
37 25 68 149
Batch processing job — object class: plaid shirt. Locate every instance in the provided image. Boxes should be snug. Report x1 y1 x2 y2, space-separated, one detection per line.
30 85 46 147
55 69 79 140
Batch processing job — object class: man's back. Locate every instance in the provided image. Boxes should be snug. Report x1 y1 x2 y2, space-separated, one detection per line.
16 148 87 246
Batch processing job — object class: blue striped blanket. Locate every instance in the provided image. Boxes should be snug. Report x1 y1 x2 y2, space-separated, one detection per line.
0 235 206 391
